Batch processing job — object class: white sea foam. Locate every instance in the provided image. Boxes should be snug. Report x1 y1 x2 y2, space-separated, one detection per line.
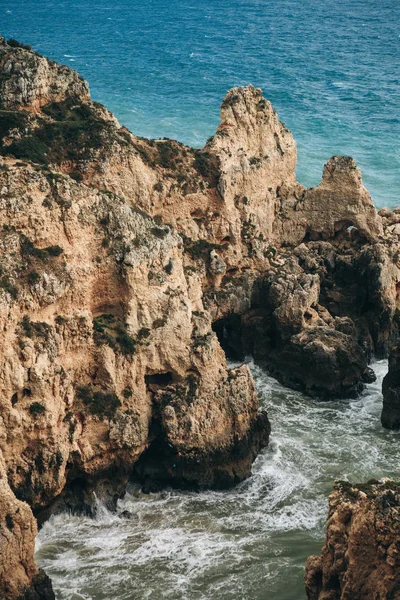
36 359 398 599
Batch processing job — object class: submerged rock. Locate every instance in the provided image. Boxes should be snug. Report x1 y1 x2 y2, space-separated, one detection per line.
305 480 400 600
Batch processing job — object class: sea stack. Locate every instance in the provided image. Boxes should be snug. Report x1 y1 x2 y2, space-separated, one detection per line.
305 480 400 600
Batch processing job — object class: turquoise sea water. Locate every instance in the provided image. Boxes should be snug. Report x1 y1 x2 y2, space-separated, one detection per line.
2 0 399 207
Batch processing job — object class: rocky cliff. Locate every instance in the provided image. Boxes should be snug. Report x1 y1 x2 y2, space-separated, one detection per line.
0 36 399 598
305 480 400 600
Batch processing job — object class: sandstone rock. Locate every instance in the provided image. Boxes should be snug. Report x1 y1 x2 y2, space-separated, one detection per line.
305 480 400 600
134 364 270 489
0 37 89 109
0 450 54 599
206 85 297 247
0 38 400 598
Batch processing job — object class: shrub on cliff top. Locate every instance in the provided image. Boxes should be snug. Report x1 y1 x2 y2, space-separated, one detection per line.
21 316 51 339
2 99 113 166
151 226 169 239
0 276 18 299
0 110 28 140
20 235 63 260
154 139 182 169
6 136 48 164
183 237 222 261
115 324 137 355
42 98 93 122
7 38 33 51
193 151 220 187
27 270 40 285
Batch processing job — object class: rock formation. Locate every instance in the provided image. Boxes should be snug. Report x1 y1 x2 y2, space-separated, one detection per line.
382 344 400 429
305 480 400 600
0 452 54 600
0 36 400 598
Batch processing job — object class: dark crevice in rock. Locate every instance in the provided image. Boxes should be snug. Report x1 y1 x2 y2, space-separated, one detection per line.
18 570 55 600
381 344 400 429
145 372 174 388
212 314 244 360
133 411 271 493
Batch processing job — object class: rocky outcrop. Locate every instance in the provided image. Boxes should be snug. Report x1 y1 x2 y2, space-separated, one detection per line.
240 250 370 397
276 156 383 245
0 161 269 511
238 227 400 396
0 38 89 110
134 364 270 490
0 36 400 597
305 480 400 600
0 451 54 599
382 344 400 429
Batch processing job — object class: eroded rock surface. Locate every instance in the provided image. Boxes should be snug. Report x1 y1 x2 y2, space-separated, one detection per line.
0 451 54 599
0 36 400 598
0 38 89 110
382 344 400 429
305 480 400 600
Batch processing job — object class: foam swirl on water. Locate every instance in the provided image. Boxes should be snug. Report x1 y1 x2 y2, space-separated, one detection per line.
36 359 399 600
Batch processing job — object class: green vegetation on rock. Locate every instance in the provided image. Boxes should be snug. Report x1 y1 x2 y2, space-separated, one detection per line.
76 384 121 419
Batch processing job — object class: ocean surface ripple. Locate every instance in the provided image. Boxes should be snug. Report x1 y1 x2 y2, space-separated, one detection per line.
2 0 399 207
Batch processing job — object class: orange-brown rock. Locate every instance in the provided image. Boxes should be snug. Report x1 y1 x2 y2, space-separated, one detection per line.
305 480 400 600
0 451 54 599
1 36 400 599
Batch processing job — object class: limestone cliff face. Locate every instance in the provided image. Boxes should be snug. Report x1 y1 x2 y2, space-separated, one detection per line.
0 160 269 507
277 156 383 245
206 86 297 251
305 480 400 600
0 36 400 599
0 451 54 600
0 38 89 110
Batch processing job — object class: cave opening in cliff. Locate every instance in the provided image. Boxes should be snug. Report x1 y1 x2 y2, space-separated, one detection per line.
212 315 244 360
145 372 173 389
333 219 364 244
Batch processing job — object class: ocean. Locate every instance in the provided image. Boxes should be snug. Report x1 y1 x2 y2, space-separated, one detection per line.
36 361 400 600
2 0 399 207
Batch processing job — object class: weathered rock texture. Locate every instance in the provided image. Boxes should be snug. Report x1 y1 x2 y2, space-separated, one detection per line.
0 38 89 110
382 344 400 429
0 36 399 598
0 452 54 600
305 480 400 600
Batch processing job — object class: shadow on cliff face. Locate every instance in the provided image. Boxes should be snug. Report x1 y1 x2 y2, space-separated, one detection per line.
132 369 271 493
212 315 244 361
